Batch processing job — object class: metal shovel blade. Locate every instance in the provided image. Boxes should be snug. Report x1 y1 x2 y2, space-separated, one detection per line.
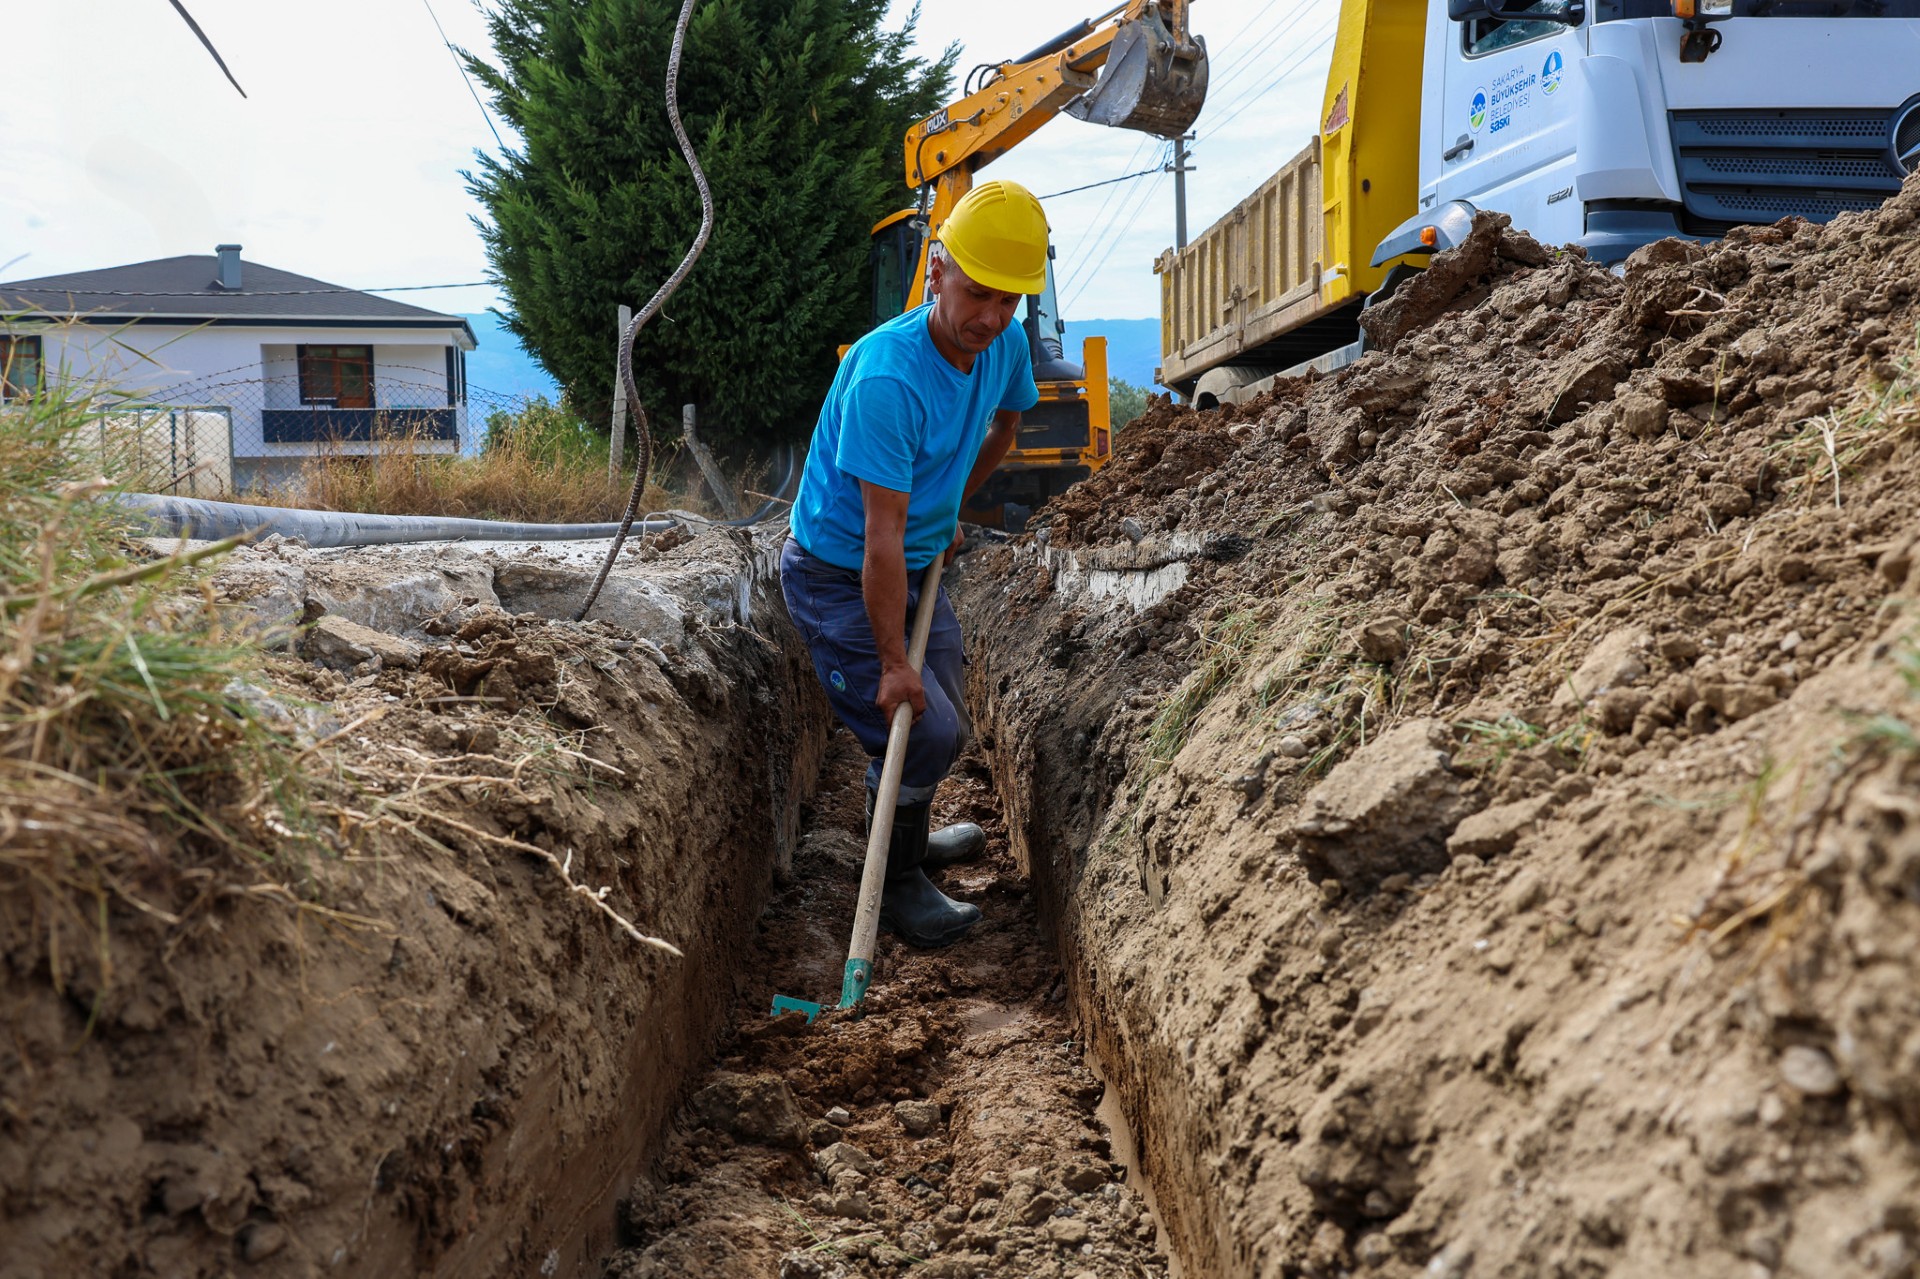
1065 14 1209 138
771 994 823 1023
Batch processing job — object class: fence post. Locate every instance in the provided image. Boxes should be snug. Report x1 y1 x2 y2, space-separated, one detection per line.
681 403 743 519
608 303 632 485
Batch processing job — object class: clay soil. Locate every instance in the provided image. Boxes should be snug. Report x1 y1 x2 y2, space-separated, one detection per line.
1 532 825 1278
599 730 1176 1279
962 174 1920 1277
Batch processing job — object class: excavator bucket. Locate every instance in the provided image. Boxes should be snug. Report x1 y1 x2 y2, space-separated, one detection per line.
1065 11 1209 138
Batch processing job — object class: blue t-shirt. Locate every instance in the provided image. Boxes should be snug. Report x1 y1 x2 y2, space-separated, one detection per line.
792 304 1039 571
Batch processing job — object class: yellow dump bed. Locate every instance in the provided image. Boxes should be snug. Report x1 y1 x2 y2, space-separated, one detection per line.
1155 0 1426 394
1155 139 1332 392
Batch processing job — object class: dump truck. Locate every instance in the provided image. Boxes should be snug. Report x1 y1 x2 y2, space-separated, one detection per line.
861 1 1208 527
1159 0 1920 407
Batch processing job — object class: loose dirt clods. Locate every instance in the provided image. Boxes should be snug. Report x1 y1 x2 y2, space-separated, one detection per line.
602 735 1176 1278
966 175 1920 1276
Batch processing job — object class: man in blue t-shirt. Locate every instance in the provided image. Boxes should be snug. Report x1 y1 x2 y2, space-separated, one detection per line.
781 180 1048 948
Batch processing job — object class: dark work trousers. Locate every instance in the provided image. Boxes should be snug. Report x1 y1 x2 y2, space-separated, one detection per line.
779 537 968 805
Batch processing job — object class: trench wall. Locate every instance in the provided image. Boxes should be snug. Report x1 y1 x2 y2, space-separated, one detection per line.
961 544 1235 1274
0 530 827 1278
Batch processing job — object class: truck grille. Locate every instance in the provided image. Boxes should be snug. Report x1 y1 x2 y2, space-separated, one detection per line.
1669 109 1905 227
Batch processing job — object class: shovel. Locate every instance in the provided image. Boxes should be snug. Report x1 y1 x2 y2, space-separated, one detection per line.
772 552 950 1023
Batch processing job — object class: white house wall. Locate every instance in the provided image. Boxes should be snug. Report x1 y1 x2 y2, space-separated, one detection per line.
26 322 471 491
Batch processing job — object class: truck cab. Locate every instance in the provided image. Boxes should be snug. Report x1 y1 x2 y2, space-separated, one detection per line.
1390 0 1920 264
1161 0 1920 408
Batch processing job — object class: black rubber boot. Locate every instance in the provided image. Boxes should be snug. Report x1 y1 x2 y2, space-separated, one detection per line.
926 821 986 870
874 797 982 948
863 789 985 870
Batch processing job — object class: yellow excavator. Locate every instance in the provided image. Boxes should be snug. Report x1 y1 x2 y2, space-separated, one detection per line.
863 1 1208 529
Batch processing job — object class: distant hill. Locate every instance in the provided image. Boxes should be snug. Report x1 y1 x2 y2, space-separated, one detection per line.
1065 317 1162 392
461 312 561 406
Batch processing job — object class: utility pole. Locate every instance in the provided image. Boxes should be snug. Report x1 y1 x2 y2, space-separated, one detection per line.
1171 133 1196 250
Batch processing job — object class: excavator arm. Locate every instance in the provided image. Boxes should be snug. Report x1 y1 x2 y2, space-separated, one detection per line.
899 0 1207 298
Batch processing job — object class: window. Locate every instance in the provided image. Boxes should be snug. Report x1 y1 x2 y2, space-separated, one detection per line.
0 335 41 403
297 344 374 408
443 346 467 407
1465 0 1579 54
1597 0 1920 15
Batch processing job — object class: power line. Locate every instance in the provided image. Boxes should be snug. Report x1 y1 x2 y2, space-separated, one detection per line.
1205 1 1327 100
421 0 507 151
1200 29 1338 143
1080 136 1154 229
1057 141 1169 302
1203 17 1337 124
1207 1 1290 61
1039 165 1167 200
1062 171 1167 313
1062 167 1169 312
1057 135 1157 292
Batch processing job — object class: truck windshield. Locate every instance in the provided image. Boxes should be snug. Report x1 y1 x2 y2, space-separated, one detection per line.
1598 0 1920 15
1465 0 1581 54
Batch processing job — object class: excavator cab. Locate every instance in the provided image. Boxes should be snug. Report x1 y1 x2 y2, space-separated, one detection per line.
868 209 926 326
857 212 1110 531
1025 247 1082 382
962 244 1111 533
865 210 1081 389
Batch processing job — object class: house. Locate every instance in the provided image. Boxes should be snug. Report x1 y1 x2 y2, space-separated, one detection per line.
0 245 477 493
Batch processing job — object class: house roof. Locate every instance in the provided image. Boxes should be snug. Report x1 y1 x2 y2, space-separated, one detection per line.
0 253 477 348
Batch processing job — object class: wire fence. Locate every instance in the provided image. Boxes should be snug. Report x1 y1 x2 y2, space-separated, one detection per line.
92 373 547 498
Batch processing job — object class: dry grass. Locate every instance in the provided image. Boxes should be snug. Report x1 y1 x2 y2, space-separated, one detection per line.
1770 328 1920 511
0 379 305 1004
1679 343 1920 962
252 397 687 524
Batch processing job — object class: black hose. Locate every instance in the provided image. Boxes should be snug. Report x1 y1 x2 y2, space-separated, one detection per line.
577 0 716 622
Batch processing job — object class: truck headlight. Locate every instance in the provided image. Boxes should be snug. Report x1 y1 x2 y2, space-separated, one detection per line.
1673 0 1729 61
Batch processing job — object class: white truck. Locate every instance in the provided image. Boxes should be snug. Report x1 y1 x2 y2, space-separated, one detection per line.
1158 0 1920 406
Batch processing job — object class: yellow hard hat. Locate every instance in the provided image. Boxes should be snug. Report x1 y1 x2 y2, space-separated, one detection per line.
936 180 1050 295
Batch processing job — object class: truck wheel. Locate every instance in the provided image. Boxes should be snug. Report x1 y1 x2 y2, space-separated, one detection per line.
1193 365 1283 410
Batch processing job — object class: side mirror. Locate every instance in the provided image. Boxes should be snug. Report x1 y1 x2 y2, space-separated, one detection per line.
1448 0 1584 23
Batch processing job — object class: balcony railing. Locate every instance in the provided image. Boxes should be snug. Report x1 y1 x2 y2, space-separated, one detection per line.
261 406 458 444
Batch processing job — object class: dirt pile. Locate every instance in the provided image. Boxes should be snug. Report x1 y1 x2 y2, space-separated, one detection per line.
963 174 1920 1276
1 528 824 1278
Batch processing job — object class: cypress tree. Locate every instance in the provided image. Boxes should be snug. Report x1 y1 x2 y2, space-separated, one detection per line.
465 0 954 453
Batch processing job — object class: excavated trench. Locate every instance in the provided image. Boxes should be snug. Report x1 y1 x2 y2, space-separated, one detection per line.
595 176 1920 1279
12 179 1920 1279
0 521 1183 1279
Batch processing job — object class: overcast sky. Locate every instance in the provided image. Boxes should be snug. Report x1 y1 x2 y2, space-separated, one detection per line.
2 0 1338 324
